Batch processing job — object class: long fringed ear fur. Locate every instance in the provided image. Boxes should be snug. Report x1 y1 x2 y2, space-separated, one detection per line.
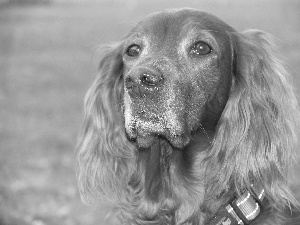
76 44 136 203
208 30 300 209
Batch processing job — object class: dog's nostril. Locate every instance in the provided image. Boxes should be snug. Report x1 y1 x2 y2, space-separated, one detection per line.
125 76 135 89
140 72 163 87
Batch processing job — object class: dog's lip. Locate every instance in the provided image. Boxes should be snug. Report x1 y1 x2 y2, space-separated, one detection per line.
166 134 190 149
126 115 190 148
134 131 190 149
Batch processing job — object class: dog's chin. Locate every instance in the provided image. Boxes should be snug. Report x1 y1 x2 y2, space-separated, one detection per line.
135 135 156 148
133 132 190 149
125 116 191 149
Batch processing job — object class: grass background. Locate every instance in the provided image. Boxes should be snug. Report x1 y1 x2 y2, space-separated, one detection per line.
0 0 299 224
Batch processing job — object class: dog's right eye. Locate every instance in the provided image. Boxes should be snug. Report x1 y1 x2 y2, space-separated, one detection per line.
189 41 212 56
125 44 141 57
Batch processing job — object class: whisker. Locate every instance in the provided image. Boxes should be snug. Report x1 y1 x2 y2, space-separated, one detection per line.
183 109 211 142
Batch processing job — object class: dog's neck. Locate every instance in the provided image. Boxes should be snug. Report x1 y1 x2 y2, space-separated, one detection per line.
132 129 217 224
130 128 266 224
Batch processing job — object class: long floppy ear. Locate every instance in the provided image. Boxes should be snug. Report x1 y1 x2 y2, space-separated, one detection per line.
76 43 136 203
208 30 299 208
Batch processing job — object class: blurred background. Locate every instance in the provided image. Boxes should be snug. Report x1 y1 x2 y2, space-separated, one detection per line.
0 0 299 224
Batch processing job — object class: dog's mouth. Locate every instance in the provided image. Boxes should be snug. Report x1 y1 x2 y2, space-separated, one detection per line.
136 131 190 149
126 116 191 149
124 85 199 149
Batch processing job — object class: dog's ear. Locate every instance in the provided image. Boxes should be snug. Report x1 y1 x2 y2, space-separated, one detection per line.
76 43 136 203
208 30 299 208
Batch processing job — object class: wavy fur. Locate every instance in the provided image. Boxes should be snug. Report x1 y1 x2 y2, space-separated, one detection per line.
206 30 300 219
77 44 136 203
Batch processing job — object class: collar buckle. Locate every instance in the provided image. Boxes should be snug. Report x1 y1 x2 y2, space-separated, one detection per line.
208 185 266 225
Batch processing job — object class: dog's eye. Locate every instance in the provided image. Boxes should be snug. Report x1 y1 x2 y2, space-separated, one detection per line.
126 44 141 57
190 41 212 56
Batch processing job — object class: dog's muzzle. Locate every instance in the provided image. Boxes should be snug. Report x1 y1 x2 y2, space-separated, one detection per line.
124 67 191 149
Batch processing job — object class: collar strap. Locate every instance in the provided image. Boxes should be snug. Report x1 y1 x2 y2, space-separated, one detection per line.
208 185 266 225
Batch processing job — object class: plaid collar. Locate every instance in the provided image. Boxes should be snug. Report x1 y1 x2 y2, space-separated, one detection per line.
208 185 266 225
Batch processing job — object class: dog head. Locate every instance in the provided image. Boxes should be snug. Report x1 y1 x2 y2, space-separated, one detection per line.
77 8 299 224
123 9 235 149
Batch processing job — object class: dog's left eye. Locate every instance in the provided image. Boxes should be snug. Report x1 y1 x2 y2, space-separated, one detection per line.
125 44 141 57
190 41 212 56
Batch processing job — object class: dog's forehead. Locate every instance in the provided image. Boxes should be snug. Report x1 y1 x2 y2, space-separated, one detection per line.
129 9 235 40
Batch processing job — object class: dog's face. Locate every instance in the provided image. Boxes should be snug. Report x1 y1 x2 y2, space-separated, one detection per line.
123 9 235 148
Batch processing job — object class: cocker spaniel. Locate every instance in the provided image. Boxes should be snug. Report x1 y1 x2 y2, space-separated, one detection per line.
76 8 300 225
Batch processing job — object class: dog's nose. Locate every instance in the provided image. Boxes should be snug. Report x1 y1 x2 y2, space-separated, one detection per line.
125 69 164 96
140 71 163 87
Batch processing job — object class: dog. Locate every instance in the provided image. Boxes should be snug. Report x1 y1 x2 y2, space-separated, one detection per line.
76 8 300 225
